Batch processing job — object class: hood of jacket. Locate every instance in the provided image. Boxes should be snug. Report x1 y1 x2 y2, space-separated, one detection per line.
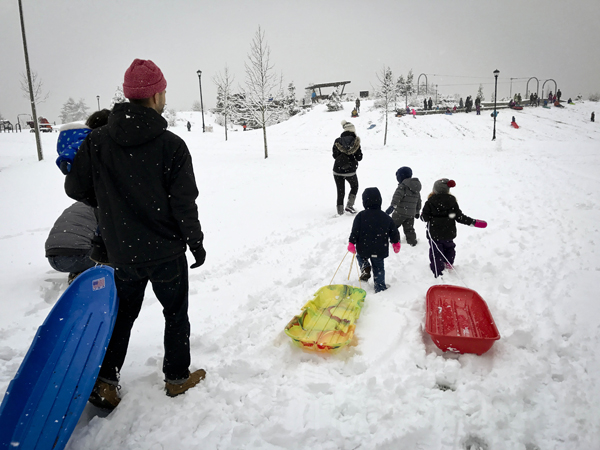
335 131 361 155
362 187 382 210
402 177 422 193
108 102 168 147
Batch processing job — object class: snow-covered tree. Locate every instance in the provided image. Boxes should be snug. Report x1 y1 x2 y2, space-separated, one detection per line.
286 82 301 116
213 65 235 140
326 89 343 111
376 66 395 146
110 86 127 109
477 84 485 101
59 98 89 123
162 108 177 127
242 26 280 159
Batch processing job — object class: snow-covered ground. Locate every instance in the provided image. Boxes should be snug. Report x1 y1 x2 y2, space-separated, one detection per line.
1 100 599 449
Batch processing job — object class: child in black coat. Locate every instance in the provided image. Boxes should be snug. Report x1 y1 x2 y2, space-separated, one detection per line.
421 178 487 277
348 187 400 292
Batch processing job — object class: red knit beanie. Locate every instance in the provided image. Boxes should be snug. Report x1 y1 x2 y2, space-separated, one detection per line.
123 59 167 100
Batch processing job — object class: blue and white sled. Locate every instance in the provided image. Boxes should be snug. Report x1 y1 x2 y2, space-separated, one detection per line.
0 265 118 450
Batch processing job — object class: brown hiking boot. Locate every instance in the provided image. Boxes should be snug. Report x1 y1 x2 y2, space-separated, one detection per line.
88 379 121 410
165 369 206 397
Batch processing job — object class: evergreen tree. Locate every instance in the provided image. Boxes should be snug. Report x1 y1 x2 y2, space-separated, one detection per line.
477 84 485 101
286 82 301 116
110 86 127 109
59 97 77 123
326 89 343 111
59 98 90 123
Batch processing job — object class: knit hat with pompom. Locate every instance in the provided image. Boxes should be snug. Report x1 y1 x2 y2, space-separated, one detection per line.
433 178 456 194
341 120 356 134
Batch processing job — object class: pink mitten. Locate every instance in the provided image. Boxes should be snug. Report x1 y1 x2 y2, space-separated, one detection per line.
348 242 356 254
392 242 401 253
473 220 487 228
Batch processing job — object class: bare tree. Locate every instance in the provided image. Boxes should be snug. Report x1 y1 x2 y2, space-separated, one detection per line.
243 26 279 159
20 71 49 104
213 65 235 141
376 66 396 146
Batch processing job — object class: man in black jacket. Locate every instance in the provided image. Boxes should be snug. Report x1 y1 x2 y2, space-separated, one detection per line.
65 59 206 410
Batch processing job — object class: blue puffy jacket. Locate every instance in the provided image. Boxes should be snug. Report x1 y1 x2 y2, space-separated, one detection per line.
56 123 91 174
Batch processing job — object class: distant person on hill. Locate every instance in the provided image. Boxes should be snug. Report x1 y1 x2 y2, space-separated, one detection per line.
428 97 433 110
351 108 359 118
511 116 519 128
348 187 400 293
557 89 562 101
421 178 487 278
332 120 362 215
56 109 110 175
385 166 421 247
592 112 595 122
187 121 191 131
459 98 464 109
355 98 361 113
424 98 427 110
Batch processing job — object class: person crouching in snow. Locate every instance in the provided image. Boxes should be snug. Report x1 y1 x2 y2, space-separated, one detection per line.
347 187 400 293
332 120 363 215
385 166 422 247
421 179 487 278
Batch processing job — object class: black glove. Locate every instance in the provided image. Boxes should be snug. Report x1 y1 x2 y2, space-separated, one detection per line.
59 160 71 175
415 213 420 219
190 246 206 269
385 205 394 215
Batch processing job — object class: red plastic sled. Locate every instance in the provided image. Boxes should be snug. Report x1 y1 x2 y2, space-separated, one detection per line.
511 122 519 129
425 285 500 355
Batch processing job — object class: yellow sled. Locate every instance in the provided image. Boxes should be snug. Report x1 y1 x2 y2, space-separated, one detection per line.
284 284 366 353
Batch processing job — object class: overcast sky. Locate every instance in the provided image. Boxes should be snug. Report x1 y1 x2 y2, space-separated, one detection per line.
1 0 599 124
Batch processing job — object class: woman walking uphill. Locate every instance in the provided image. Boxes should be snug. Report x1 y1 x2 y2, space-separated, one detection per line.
332 120 362 215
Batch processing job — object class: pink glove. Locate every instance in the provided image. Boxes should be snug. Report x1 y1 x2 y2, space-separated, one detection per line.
473 220 487 228
392 242 401 253
348 242 356 254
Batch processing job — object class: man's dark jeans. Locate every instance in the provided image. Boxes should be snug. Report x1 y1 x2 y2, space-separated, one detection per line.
98 254 191 383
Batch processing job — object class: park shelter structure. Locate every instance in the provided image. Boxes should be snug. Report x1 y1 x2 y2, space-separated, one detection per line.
306 81 351 101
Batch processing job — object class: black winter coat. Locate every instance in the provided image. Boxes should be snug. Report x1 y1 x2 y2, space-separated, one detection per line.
349 187 399 259
421 193 475 241
332 131 362 175
65 102 204 268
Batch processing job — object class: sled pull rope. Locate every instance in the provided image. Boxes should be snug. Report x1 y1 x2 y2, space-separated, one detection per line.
347 253 355 280
426 222 468 288
330 252 348 285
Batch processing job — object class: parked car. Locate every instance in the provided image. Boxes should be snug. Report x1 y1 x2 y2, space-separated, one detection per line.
26 117 53 132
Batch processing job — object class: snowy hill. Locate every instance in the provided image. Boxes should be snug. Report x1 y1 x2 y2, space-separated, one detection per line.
0 100 599 449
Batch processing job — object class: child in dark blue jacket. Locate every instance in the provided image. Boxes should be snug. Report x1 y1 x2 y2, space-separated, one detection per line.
348 187 400 292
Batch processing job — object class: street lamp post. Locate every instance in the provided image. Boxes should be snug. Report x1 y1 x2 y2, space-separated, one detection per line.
96 95 100 110
492 69 500 141
196 70 205 133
